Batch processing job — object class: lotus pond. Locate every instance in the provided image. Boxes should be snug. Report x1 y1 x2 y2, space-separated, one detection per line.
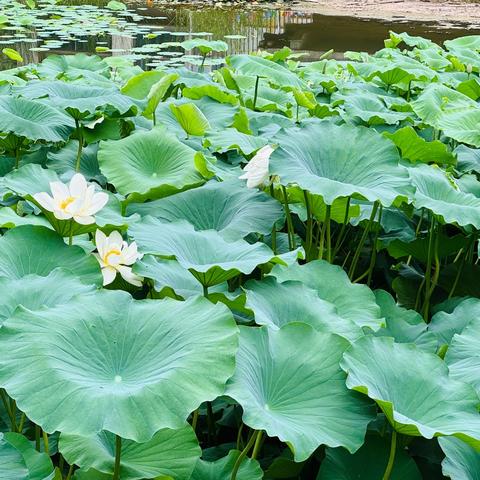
1 27 480 480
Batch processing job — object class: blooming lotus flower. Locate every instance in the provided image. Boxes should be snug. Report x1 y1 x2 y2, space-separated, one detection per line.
94 229 143 287
239 145 274 188
34 173 108 225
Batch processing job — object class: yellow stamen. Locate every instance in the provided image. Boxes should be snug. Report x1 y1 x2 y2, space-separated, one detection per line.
59 196 75 211
104 249 121 266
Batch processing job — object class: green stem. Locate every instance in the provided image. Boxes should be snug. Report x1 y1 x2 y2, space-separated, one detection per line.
236 423 244 450
66 465 74 480
231 430 260 480
422 215 436 320
152 110 157 127
202 285 208 298
68 220 74 246
304 190 313 260
112 435 122 480
42 430 49 455
325 205 332 263
191 409 199 432
348 201 379 279
0 390 14 430
253 75 260 111
10 400 17 432
251 430 264 460
200 53 207 73
281 185 295 251
332 197 351 259
75 120 83 172
382 430 397 480
15 148 21 169
17 412 26 433
270 185 277 254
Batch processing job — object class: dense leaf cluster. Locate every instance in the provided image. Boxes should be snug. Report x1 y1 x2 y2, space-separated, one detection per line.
0 30 479 479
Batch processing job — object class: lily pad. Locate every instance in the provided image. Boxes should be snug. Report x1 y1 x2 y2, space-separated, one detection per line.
226 324 375 462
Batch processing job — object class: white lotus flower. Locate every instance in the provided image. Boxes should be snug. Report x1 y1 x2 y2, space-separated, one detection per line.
34 173 108 225
94 229 143 287
239 145 274 188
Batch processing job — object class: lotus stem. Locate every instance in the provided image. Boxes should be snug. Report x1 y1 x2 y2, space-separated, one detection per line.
422 215 436 320
348 201 379 280
281 185 296 251
75 119 83 172
303 190 313 260
15 147 20 169
318 205 331 261
236 423 244 450
270 184 277 254
112 435 122 480
66 465 74 480
332 197 351 259
231 430 260 480
42 430 49 455
253 75 260 111
200 53 207 73
382 430 397 480
191 409 199 432
202 285 208 298
0 390 15 431
17 412 26 433
326 205 332 263
251 430 264 460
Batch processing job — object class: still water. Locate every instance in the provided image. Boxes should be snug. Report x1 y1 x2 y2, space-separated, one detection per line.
1 1 480 70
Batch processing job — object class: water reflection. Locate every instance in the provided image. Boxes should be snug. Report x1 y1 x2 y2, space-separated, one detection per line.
1 1 480 70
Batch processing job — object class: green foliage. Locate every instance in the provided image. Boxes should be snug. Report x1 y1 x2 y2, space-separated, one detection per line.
0 31 479 480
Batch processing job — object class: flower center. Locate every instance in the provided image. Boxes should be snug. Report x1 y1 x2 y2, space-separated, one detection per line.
104 249 121 266
59 196 75 211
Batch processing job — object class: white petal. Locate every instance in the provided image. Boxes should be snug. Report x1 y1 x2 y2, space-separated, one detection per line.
117 265 143 287
122 242 139 265
73 214 95 225
95 230 108 258
102 266 117 286
109 230 124 246
33 192 55 212
69 173 88 197
86 192 109 215
53 209 73 220
93 252 107 268
50 181 69 200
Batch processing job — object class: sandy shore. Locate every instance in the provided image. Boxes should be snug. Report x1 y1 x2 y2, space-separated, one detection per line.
286 0 480 26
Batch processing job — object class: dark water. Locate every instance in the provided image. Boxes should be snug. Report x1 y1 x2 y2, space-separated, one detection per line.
1 1 480 70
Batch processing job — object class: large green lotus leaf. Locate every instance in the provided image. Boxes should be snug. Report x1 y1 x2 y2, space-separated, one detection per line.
411 84 477 126
228 55 305 89
127 180 283 241
373 290 437 351
439 437 480 480
169 102 211 136
244 277 363 341
204 128 267 155
16 81 139 116
270 260 383 330
269 123 412 206
98 128 206 202
47 142 105 185
341 336 480 449
316 435 422 480
0 208 51 229
0 291 238 441
190 450 263 480
121 70 165 100
38 54 110 81
333 92 409 125
182 84 239 106
444 317 480 394
226 324 375 461
408 164 480 228
0 269 95 326
436 109 480 148
130 217 291 287
0 225 101 285
429 298 480 346
0 432 55 480
384 126 456 166
0 95 75 142
59 426 200 480
155 98 239 136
